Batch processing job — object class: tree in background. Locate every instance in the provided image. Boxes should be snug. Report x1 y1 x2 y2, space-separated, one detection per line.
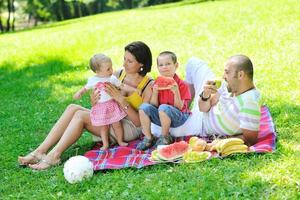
0 0 4 32
1 0 194 32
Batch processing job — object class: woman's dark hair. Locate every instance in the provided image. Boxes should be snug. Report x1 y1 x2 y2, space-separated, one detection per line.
125 41 152 76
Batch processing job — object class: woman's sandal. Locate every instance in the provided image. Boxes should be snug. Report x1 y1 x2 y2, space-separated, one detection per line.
29 157 61 170
18 152 45 166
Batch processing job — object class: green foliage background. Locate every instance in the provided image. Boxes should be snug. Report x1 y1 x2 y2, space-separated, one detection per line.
0 0 299 199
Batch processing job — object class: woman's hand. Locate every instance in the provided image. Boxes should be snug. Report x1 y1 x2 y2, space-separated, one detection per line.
105 82 126 106
90 88 101 106
152 84 159 93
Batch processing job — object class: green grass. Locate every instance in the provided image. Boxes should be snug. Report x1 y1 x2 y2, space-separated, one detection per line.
0 0 299 199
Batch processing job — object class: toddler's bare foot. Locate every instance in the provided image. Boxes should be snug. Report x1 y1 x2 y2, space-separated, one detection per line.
118 142 128 147
18 152 45 166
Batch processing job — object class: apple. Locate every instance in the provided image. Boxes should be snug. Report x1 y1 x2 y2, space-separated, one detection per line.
214 79 222 89
191 139 207 152
189 136 199 146
205 143 213 151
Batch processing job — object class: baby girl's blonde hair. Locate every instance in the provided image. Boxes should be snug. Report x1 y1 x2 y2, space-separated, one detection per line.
89 53 112 73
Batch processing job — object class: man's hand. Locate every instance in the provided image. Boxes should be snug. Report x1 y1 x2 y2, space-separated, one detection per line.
202 80 218 98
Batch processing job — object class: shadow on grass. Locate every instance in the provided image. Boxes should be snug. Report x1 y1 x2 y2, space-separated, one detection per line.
1 57 298 198
266 101 300 142
0 58 86 126
0 58 90 160
143 0 218 11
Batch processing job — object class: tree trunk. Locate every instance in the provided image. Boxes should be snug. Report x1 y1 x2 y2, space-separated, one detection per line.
127 0 132 9
28 13 32 26
57 0 64 21
77 1 82 17
6 0 11 31
34 17 38 26
99 0 104 13
0 16 3 33
11 0 15 31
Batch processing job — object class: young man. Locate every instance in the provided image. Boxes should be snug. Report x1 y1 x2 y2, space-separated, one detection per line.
198 55 261 146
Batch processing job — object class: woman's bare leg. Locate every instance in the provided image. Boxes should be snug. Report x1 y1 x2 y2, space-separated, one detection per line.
29 110 95 170
18 104 87 165
29 109 94 170
112 121 128 146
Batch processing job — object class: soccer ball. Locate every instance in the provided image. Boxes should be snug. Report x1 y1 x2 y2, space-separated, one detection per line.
63 156 94 184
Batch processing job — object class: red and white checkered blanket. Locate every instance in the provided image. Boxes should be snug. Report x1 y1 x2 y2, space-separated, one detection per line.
84 105 276 170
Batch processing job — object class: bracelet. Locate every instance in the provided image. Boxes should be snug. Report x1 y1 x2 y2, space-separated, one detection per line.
200 91 211 101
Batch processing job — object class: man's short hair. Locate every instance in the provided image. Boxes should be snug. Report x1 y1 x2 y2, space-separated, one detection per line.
230 55 254 80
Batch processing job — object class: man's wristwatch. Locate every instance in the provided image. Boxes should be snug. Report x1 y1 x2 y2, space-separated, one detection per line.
200 91 211 101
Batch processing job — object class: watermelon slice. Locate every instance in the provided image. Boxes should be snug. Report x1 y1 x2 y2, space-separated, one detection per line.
157 141 189 161
154 76 176 90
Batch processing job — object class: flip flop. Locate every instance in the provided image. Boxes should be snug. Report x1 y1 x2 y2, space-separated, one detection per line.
29 157 61 170
18 152 45 166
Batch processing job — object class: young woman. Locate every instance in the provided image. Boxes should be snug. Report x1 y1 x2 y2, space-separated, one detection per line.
18 41 153 170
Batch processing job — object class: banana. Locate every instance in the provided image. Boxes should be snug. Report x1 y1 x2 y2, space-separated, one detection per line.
221 144 248 156
215 140 225 152
209 139 221 151
217 138 244 153
222 148 248 156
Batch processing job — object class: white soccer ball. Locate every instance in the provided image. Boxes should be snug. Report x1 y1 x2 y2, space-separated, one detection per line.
63 155 94 184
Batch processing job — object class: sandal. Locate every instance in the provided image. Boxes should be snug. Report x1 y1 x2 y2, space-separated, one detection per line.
137 136 156 151
29 156 61 170
18 152 45 166
156 135 174 146
100 145 109 150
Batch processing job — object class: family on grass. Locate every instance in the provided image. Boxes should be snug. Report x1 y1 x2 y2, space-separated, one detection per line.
18 41 261 170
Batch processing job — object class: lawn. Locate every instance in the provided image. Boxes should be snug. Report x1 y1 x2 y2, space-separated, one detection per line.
0 0 299 199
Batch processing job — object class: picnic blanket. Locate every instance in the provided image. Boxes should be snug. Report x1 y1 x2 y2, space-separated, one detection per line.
84 105 277 171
